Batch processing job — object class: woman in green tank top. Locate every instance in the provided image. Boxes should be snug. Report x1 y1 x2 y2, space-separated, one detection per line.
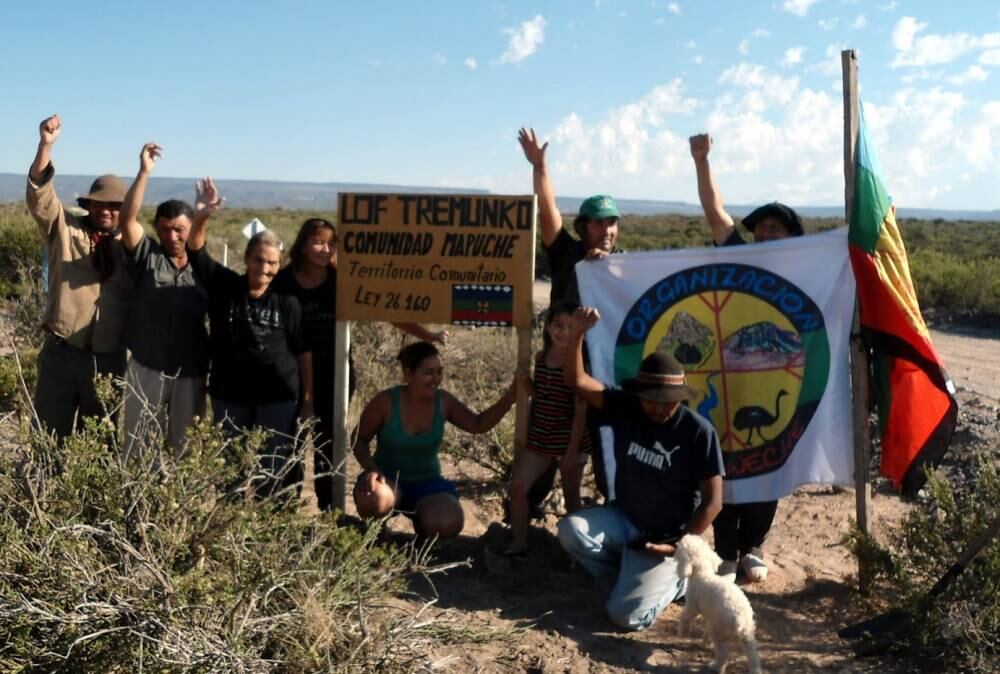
353 342 522 540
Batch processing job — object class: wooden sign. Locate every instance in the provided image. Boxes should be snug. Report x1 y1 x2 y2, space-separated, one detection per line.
335 193 537 328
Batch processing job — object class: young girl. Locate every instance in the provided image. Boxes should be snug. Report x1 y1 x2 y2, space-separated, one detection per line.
273 218 448 510
504 301 590 557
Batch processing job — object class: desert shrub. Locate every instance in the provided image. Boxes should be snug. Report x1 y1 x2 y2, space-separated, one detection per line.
910 249 1000 319
0 217 40 298
848 459 1000 672
0 411 448 672
0 347 38 410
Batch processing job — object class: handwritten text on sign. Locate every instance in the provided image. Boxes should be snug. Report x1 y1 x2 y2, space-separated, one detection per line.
336 193 537 328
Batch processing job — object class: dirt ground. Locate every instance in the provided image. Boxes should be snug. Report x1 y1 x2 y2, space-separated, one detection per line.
347 286 1000 673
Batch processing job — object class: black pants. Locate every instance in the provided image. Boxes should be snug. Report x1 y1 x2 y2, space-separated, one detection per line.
34 334 126 439
712 500 779 562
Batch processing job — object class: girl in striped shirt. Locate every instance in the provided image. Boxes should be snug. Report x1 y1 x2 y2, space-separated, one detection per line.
504 301 591 558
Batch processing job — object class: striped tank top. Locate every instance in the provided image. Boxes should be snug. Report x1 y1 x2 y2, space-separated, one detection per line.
526 351 591 457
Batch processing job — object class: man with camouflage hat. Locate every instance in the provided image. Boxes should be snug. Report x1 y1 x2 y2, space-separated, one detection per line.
26 114 134 439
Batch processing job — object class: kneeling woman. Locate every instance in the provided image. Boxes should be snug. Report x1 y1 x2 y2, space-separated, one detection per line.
353 342 519 539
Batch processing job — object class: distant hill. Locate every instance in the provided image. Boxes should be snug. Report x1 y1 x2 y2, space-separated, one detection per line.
1 172 997 221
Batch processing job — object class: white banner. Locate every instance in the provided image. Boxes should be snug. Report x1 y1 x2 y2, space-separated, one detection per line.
577 228 856 503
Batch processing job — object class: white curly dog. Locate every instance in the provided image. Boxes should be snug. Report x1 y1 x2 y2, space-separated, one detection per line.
675 534 762 674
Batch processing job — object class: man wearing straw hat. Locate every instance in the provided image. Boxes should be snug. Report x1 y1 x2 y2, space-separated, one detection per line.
558 306 724 631
26 114 134 439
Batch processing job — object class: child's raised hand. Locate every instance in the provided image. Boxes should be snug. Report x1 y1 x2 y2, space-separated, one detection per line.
572 306 601 332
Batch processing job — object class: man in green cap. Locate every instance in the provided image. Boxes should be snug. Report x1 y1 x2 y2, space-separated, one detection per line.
26 114 134 439
518 127 623 305
515 127 625 516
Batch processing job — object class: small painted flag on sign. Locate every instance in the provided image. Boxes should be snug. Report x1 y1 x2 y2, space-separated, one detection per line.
451 285 513 326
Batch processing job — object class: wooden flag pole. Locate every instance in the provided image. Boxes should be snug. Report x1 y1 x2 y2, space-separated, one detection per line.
842 49 873 592
332 320 351 511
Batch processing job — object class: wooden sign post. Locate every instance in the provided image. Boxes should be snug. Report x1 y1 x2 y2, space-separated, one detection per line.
330 193 538 510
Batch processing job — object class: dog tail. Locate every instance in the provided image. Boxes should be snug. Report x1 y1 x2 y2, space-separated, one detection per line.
744 636 762 674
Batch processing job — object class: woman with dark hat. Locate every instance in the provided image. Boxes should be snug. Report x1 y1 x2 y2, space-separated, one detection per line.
557 306 724 632
689 132 805 583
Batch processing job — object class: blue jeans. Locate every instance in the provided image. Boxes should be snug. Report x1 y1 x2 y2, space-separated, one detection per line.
557 505 685 631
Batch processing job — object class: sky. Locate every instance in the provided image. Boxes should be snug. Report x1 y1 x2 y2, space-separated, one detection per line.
1 0 998 210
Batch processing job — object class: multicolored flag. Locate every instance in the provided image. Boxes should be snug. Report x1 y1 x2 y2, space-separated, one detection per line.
849 103 958 497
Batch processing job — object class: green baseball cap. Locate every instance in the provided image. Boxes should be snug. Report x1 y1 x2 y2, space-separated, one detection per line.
578 194 621 220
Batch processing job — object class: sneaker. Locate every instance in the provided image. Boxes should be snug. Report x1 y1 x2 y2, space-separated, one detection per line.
741 547 768 583
718 560 738 582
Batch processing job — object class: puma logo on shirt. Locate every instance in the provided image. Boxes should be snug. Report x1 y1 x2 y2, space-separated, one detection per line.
626 440 681 471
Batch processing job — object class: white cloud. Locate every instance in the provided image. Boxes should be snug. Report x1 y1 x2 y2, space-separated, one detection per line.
507 58 995 208
667 2 681 14
693 54 704 65
718 63 800 104
464 57 477 70
737 28 771 55
499 15 547 64
891 16 1000 68
818 18 839 31
880 1 898 9
783 0 818 17
781 47 805 67
948 65 988 86
981 50 1000 65
432 52 447 66
549 79 700 184
852 14 867 29
808 43 850 76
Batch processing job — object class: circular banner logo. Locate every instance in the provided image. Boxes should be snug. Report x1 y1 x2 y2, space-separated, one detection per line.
614 263 830 480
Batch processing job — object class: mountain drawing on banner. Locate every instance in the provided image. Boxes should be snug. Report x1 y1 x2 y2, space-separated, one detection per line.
658 311 715 367
723 321 804 369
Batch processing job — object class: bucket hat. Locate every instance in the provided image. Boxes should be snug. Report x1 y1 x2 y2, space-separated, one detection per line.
741 201 803 236
77 174 127 207
622 351 697 403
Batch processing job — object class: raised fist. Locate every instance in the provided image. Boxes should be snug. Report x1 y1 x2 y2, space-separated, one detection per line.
39 115 62 145
689 133 712 160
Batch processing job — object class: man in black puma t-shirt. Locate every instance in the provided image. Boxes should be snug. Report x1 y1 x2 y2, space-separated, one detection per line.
558 306 723 631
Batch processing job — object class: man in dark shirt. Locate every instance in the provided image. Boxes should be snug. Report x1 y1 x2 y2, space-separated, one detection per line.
689 132 804 584
516 128 627 513
118 142 223 458
558 306 724 631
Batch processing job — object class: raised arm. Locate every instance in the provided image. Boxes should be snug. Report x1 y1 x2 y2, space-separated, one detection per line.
689 133 735 245
29 115 61 183
121 143 161 252
442 376 520 435
188 177 223 252
565 306 606 409
518 127 562 248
